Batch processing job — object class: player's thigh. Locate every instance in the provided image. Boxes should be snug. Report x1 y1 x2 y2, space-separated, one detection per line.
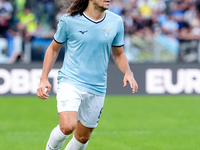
57 82 82 134
56 82 82 113
78 94 105 128
59 111 78 134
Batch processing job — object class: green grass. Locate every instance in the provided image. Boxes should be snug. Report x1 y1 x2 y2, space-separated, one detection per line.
0 95 200 150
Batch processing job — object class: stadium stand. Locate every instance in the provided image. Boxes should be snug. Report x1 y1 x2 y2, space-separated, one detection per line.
0 0 200 64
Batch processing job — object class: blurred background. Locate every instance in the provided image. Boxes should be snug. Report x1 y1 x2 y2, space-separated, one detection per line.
1 0 200 64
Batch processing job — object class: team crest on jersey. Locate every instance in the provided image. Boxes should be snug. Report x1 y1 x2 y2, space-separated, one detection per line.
62 102 66 107
101 28 111 38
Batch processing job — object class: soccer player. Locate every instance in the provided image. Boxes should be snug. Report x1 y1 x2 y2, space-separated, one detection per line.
37 0 138 149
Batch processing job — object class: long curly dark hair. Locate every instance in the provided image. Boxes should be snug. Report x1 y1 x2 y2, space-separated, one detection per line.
65 0 89 16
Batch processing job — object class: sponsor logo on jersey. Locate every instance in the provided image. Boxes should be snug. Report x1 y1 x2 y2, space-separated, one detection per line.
79 30 88 34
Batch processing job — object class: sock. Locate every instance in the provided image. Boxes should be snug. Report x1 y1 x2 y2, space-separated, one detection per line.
64 135 89 150
46 125 70 150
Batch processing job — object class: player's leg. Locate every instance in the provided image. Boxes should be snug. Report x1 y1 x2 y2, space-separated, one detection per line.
64 121 94 150
46 83 82 150
45 125 68 150
64 92 105 150
46 111 78 150
59 111 78 135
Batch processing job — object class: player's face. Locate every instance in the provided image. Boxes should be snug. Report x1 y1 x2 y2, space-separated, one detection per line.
93 0 110 11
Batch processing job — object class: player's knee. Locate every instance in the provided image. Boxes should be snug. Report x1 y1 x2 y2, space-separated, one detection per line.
60 124 76 135
77 135 90 144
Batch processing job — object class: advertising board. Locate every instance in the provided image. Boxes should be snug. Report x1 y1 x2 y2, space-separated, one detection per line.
0 63 200 95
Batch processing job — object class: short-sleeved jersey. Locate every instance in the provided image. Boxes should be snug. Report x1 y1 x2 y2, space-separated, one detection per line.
54 10 124 96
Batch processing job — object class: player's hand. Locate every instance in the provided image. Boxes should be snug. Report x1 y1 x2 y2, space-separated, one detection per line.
37 79 51 100
123 71 138 93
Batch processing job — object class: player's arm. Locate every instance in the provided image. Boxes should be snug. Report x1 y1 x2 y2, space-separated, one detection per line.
111 46 138 93
37 40 64 100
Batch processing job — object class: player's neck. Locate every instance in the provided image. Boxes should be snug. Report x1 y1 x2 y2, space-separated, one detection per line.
84 3 106 21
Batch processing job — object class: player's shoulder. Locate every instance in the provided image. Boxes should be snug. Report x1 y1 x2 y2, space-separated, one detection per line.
59 13 71 22
59 13 81 22
105 10 123 21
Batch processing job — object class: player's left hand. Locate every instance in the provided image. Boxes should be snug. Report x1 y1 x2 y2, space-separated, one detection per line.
123 71 138 93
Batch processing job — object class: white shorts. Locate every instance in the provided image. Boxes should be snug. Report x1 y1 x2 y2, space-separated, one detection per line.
56 82 105 128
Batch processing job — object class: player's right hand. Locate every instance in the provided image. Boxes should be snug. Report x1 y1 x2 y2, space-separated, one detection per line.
37 79 51 100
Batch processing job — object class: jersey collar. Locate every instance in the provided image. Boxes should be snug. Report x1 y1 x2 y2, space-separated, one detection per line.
83 12 106 24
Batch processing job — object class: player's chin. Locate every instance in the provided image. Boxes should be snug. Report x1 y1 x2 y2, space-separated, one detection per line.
102 4 109 10
102 6 109 11
105 6 109 10
105 5 110 9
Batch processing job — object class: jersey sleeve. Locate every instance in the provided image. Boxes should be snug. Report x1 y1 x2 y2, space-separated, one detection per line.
54 15 68 44
112 17 124 47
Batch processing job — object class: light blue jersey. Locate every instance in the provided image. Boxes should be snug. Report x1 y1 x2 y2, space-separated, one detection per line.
54 10 124 96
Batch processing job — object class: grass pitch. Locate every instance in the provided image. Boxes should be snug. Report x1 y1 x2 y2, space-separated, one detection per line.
0 95 200 150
